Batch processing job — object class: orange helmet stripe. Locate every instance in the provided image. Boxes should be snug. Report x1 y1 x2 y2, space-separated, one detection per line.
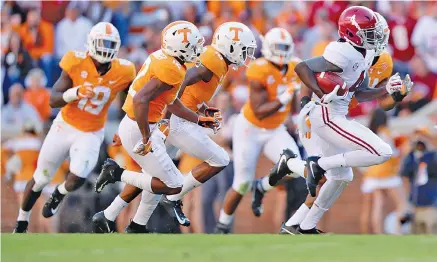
105 23 112 35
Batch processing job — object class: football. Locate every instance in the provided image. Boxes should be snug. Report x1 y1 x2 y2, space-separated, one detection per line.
315 72 348 96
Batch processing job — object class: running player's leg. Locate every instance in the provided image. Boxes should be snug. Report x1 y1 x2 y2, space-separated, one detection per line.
314 106 393 171
14 122 70 232
216 114 264 232
165 115 229 201
42 128 104 218
251 127 303 216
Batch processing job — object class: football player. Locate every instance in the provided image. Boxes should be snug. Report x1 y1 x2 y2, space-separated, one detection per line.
269 7 413 234
92 21 224 233
277 11 413 235
215 27 304 234
92 22 257 232
13 22 137 233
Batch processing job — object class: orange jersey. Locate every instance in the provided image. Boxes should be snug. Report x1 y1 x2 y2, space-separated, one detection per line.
180 46 228 112
123 50 186 122
4 135 41 182
60 51 136 132
349 51 393 109
242 57 301 129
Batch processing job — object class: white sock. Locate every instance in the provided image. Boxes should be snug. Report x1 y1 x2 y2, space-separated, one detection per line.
103 195 128 221
318 154 347 170
300 204 326 230
218 209 234 225
121 170 153 193
57 181 69 195
285 203 310 226
287 158 306 178
260 176 273 192
132 191 161 225
167 171 202 201
299 179 348 230
17 209 31 221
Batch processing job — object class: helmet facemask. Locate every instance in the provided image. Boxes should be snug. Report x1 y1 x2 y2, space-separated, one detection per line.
356 22 383 51
88 36 120 64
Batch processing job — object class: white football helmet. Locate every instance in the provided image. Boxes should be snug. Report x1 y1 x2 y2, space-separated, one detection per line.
161 21 205 64
87 22 121 64
374 12 390 56
261 27 294 66
211 22 257 67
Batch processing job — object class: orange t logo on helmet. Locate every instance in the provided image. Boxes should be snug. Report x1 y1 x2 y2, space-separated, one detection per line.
229 27 243 41
178 28 192 43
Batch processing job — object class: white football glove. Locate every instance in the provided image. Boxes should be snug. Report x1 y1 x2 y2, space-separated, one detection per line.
385 72 403 95
321 85 346 104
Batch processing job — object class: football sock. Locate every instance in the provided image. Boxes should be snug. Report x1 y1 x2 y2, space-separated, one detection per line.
57 182 68 195
104 195 128 221
132 191 161 225
286 158 306 178
167 172 201 201
300 179 348 230
260 176 273 192
21 190 42 211
285 203 310 226
218 209 234 225
17 209 31 222
121 170 153 193
318 154 347 170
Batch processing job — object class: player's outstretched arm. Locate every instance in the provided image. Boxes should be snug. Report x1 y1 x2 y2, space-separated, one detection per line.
249 80 283 120
49 71 73 108
133 78 172 142
355 73 403 103
295 57 342 99
177 66 213 99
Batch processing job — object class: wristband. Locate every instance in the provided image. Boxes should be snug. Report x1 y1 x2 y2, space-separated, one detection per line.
62 86 80 103
278 92 293 105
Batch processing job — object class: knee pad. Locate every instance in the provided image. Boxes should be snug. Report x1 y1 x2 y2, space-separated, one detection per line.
32 168 52 191
326 167 354 182
232 179 252 195
314 179 349 210
207 149 230 167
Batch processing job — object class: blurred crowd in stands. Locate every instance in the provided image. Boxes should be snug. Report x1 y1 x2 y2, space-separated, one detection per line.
1 0 436 234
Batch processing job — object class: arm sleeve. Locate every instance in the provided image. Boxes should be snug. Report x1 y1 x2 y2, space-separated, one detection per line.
153 62 184 86
245 61 267 85
323 42 349 70
59 51 77 78
200 49 226 77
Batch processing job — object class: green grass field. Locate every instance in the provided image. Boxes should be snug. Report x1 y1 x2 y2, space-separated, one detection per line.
2 234 437 262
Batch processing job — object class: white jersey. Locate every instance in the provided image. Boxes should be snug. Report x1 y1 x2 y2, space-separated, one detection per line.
315 41 375 115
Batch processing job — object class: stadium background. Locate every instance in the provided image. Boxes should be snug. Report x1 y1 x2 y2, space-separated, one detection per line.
1 0 436 234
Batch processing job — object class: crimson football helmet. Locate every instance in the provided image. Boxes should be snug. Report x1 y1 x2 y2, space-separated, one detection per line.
338 6 382 50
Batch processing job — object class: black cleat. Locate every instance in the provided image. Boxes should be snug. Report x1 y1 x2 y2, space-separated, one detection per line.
279 223 299 235
306 156 325 197
95 158 123 193
269 149 297 186
42 188 65 218
251 179 265 217
297 226 323 234
160 196 190 227
214 222 231 234
13 221 28 233
400 212 414 225
92 211 116 233
125 221 149 233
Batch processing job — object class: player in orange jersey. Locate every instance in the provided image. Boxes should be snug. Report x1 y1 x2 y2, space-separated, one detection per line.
13 22 137 233
93 21 222 233
215 27 304 233
91 22 256 232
